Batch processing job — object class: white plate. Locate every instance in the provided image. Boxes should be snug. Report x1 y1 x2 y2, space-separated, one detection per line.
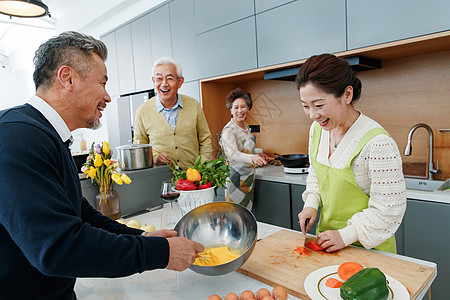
304 265 410 300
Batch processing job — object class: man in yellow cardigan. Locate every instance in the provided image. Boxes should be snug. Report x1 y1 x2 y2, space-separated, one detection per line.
134 57 213 170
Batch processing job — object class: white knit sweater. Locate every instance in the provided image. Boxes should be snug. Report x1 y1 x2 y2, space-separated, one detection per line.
302 113 407 249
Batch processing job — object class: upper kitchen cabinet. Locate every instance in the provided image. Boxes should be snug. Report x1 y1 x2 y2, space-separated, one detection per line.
179 80 200 102
194 0 254 34
131 14 153 92
347 0 450 49
101 32 120 98
256 0 346 68
115 24 136 95
254 0 296 14
169 0 198 82
196 17 257 79
149 4 173 62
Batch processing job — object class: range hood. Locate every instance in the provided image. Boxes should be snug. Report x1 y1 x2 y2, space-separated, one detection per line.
264 56 381 81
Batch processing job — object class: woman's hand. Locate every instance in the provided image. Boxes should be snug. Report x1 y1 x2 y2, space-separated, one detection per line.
251 155 267 167
298 207 317 234
316 230 346 252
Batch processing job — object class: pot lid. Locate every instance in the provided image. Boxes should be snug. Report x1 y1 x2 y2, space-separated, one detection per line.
116 143 152 150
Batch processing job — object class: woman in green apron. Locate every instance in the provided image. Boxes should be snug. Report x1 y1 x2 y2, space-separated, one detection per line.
219 88 270 210
295 54 406 254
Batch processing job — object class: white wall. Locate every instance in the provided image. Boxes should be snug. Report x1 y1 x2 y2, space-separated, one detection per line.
0 0 166 153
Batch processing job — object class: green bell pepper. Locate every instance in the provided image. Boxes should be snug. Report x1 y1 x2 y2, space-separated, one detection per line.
340 267 389 300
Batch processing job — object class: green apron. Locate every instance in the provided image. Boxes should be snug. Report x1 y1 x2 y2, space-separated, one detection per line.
311 123 396 253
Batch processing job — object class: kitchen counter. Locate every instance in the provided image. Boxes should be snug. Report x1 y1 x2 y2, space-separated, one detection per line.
256 165 450 204
74 203 436 300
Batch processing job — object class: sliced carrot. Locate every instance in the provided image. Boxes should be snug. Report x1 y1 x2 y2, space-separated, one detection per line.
325 277 344 288
305 240 324 251
294 246 310 256
337 262 364 281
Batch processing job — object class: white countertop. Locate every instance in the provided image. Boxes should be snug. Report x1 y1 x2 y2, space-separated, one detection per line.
74 203 437 300
256 165 450 204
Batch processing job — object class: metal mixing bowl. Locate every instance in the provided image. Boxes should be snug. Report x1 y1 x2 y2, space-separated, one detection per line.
174 202 257 276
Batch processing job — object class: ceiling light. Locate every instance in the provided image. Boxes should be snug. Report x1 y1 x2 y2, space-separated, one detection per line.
0 0 49 18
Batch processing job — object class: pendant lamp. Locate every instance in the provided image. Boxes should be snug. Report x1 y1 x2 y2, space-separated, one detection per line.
0 0 49 18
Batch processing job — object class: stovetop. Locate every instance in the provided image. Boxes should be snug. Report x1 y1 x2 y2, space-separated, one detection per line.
283 166 309 174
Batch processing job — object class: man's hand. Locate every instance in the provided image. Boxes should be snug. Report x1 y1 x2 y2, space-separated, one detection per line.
166 237 204 271
155 153 171 165
143 229 177 238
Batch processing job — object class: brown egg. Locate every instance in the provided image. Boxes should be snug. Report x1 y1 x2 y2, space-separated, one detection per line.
224 292 239 300
261 296 274 300
272 286 288 300
256 288 272 300
240 290 256 300
208 294 222 300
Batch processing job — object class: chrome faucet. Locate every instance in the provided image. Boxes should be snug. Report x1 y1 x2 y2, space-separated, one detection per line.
404 123 440 180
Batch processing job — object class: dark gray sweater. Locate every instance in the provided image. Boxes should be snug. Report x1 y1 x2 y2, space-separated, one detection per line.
0 104 169 299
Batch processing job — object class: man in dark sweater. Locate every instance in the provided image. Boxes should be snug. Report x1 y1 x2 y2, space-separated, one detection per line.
0 31 203 299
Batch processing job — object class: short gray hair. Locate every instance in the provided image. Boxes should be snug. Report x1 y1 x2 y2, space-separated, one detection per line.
152 57 183 77
33 31 108 91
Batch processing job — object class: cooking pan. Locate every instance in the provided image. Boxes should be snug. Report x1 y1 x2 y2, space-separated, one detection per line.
274 153 309 168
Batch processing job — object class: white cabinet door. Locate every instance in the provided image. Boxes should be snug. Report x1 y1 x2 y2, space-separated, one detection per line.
347 0 450 49
131 14 153 92
194 0 254 34
115 24 135 95
256 0 346 67
149 4 173 62
101 32 120 98
169 0 198 81
196 17 257 79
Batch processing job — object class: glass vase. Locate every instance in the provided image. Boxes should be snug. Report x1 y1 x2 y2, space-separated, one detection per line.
95 185 121 220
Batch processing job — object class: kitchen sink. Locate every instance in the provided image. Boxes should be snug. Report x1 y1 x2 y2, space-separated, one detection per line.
404 177 444 192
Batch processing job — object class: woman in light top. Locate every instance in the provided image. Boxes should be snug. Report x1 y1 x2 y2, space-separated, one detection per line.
296 54 406 253
220 88 270 210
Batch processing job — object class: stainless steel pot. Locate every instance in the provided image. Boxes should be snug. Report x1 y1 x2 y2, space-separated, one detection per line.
116 143 153 170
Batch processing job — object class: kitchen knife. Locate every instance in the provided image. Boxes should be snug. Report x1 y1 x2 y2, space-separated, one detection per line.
300 218 309 247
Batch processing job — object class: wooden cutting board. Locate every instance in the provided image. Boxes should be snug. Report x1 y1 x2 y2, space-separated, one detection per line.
237 230 435 300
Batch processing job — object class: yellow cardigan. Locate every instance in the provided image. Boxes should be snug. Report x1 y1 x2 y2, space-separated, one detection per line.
133 94 213 170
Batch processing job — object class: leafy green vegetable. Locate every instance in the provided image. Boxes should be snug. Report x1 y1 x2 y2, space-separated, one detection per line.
165 155 230 192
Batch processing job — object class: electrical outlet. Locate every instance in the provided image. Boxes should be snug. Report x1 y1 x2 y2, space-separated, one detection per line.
249 125 260 133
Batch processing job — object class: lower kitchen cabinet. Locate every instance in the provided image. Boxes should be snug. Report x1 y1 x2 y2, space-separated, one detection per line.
253 180 291 228
403 198 449 300
81 166 171 217
290 184 320 235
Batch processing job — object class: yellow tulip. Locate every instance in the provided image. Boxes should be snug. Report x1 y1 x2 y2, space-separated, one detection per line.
104 159 111 167
94 154 103 167
112 173 123 185
102 141 110 155
86 167 97 179
121 174 132 184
